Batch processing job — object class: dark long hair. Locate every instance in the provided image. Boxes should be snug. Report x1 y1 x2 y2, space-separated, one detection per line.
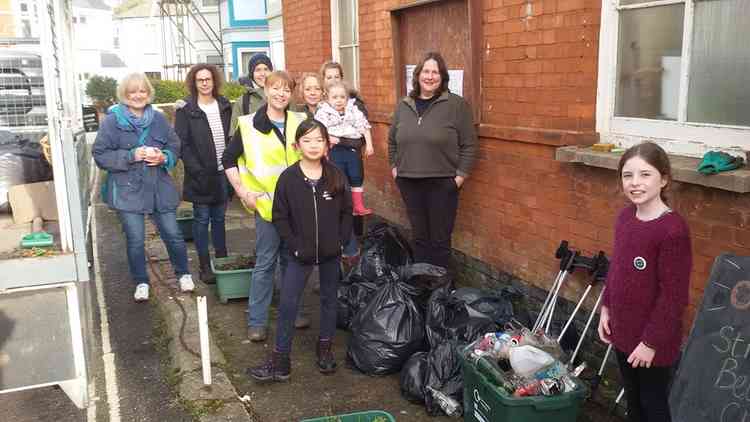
409 51 450 99
617 142 672 203
185 63 223 99
294 119 345 195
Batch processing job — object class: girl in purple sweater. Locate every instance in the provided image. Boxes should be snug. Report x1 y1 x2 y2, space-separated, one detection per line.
598 142 691 422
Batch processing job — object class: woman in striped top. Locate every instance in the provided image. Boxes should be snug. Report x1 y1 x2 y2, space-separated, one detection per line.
175 64 233 284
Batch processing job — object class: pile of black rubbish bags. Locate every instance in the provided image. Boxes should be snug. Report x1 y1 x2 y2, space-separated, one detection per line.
338 223 525 417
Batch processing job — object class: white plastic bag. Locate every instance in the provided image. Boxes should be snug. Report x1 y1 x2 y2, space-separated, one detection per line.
509 345 554 378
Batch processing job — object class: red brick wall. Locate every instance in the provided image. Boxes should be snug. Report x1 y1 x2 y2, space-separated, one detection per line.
282 0 332 76
283 0 750 331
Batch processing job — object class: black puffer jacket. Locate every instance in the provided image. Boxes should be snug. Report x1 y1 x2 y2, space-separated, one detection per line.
174 96 232 204
272 161 353 265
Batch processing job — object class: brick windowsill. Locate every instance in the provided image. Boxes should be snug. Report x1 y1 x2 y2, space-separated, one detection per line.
556 146 750 193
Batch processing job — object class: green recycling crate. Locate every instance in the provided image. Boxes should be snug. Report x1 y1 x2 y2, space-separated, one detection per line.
300 410 395 422
462 354 588 422
211 255 253 304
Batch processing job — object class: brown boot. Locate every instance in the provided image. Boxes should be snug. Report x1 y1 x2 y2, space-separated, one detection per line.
247 350 291 382
316 338 337 374
199 254 216 284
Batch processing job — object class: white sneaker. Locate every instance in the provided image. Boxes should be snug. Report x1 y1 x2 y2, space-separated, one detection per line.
179 274 195 292
134 283 149 302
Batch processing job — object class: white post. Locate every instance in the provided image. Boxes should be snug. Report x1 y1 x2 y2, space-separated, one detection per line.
197 296 211 385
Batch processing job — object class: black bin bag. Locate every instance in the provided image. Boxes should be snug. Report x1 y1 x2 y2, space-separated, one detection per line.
426 287 498 349
399 263 452 311
347 279 426 375
452 287 516 326
424 340 465 416
336 280 378 330
399 351 428 403
0 132 53 212
348 223 414 283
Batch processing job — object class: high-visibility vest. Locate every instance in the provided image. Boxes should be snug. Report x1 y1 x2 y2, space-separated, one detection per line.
237 110 304 221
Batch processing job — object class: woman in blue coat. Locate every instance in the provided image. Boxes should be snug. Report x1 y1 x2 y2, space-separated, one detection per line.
93 72 195 302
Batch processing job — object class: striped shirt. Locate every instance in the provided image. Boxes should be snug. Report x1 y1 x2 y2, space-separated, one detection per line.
198 100 226 170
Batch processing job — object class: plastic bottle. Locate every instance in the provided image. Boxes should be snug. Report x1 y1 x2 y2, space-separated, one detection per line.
476 356 516 393
426 386 462 418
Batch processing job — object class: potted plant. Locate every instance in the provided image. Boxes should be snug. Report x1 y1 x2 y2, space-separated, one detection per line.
211 254 255 303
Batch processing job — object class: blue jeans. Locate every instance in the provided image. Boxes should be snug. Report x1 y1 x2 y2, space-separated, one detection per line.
330 146 363 187
192 203 227 258
118 210 190 284
275 255 340 353
248 213 288 327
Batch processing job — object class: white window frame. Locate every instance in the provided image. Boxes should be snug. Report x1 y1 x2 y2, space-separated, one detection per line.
596 0 750 158
330 0 359 89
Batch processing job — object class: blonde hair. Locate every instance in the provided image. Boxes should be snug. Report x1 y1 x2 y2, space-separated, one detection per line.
117 72 154 103
325 80 349 99
298 72 323 97
264 71 293 92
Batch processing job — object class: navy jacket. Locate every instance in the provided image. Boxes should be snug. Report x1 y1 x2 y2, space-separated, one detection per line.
174 96 232 204
93 106 181 213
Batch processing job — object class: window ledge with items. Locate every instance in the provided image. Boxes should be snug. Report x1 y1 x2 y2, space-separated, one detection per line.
554 145 750 194
576 0 750 193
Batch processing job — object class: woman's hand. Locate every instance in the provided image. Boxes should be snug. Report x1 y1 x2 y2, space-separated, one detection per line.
133 147 148 162
391 167 397 179
454 175 465 189
239 190 263 210
597 305 612 344
329 136 340 145
144 148 165 166
365 143 374 157
628 342 656 368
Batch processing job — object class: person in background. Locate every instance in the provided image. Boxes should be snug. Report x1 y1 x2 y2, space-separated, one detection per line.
222 71 308 342
315 81 374 217
229 53 273 136
93 72 194 302
318 61 368 266
295 72 324 118
249 119 352 382
388 51 477 271
174 64 232 284
598 142 691 422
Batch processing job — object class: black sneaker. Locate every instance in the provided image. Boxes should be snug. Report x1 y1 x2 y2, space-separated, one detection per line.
316 339 337 374
247 351 290 382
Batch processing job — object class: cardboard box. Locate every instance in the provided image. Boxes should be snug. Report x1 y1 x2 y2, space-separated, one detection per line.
8 181 58 224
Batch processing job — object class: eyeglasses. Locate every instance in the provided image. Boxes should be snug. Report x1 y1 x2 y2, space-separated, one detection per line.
197 78 213 84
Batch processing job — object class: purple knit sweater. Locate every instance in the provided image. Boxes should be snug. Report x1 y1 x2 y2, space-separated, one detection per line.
602 205 692 366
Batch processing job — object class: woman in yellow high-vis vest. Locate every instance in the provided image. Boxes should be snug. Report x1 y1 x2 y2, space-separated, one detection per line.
222 71 306 342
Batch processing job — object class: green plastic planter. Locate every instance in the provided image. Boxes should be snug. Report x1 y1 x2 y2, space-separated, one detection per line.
211 256 253 304
300 410 395 422
176 210 194 242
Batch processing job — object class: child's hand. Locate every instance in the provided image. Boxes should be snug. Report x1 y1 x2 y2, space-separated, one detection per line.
627 342 655 368
597 305 612 344
365 144 374 157
329 136 340 145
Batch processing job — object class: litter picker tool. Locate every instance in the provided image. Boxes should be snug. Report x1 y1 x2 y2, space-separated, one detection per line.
533 241 578 333
557 251 609 343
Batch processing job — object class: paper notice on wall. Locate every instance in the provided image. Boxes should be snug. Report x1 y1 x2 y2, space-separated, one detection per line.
404 64 463 97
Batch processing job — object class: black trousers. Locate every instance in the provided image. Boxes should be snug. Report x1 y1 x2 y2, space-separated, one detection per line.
395 176 459 270
615 349 673 422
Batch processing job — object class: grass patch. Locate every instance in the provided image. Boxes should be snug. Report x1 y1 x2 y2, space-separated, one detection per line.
179 398 226 419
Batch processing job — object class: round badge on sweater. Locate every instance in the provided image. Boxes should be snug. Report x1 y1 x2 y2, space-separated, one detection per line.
633 256 647 271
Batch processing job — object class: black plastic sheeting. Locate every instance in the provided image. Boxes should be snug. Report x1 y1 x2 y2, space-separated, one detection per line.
424 340 465 416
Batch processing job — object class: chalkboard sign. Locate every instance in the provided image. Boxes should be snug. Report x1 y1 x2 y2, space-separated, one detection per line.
670 254 750 422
